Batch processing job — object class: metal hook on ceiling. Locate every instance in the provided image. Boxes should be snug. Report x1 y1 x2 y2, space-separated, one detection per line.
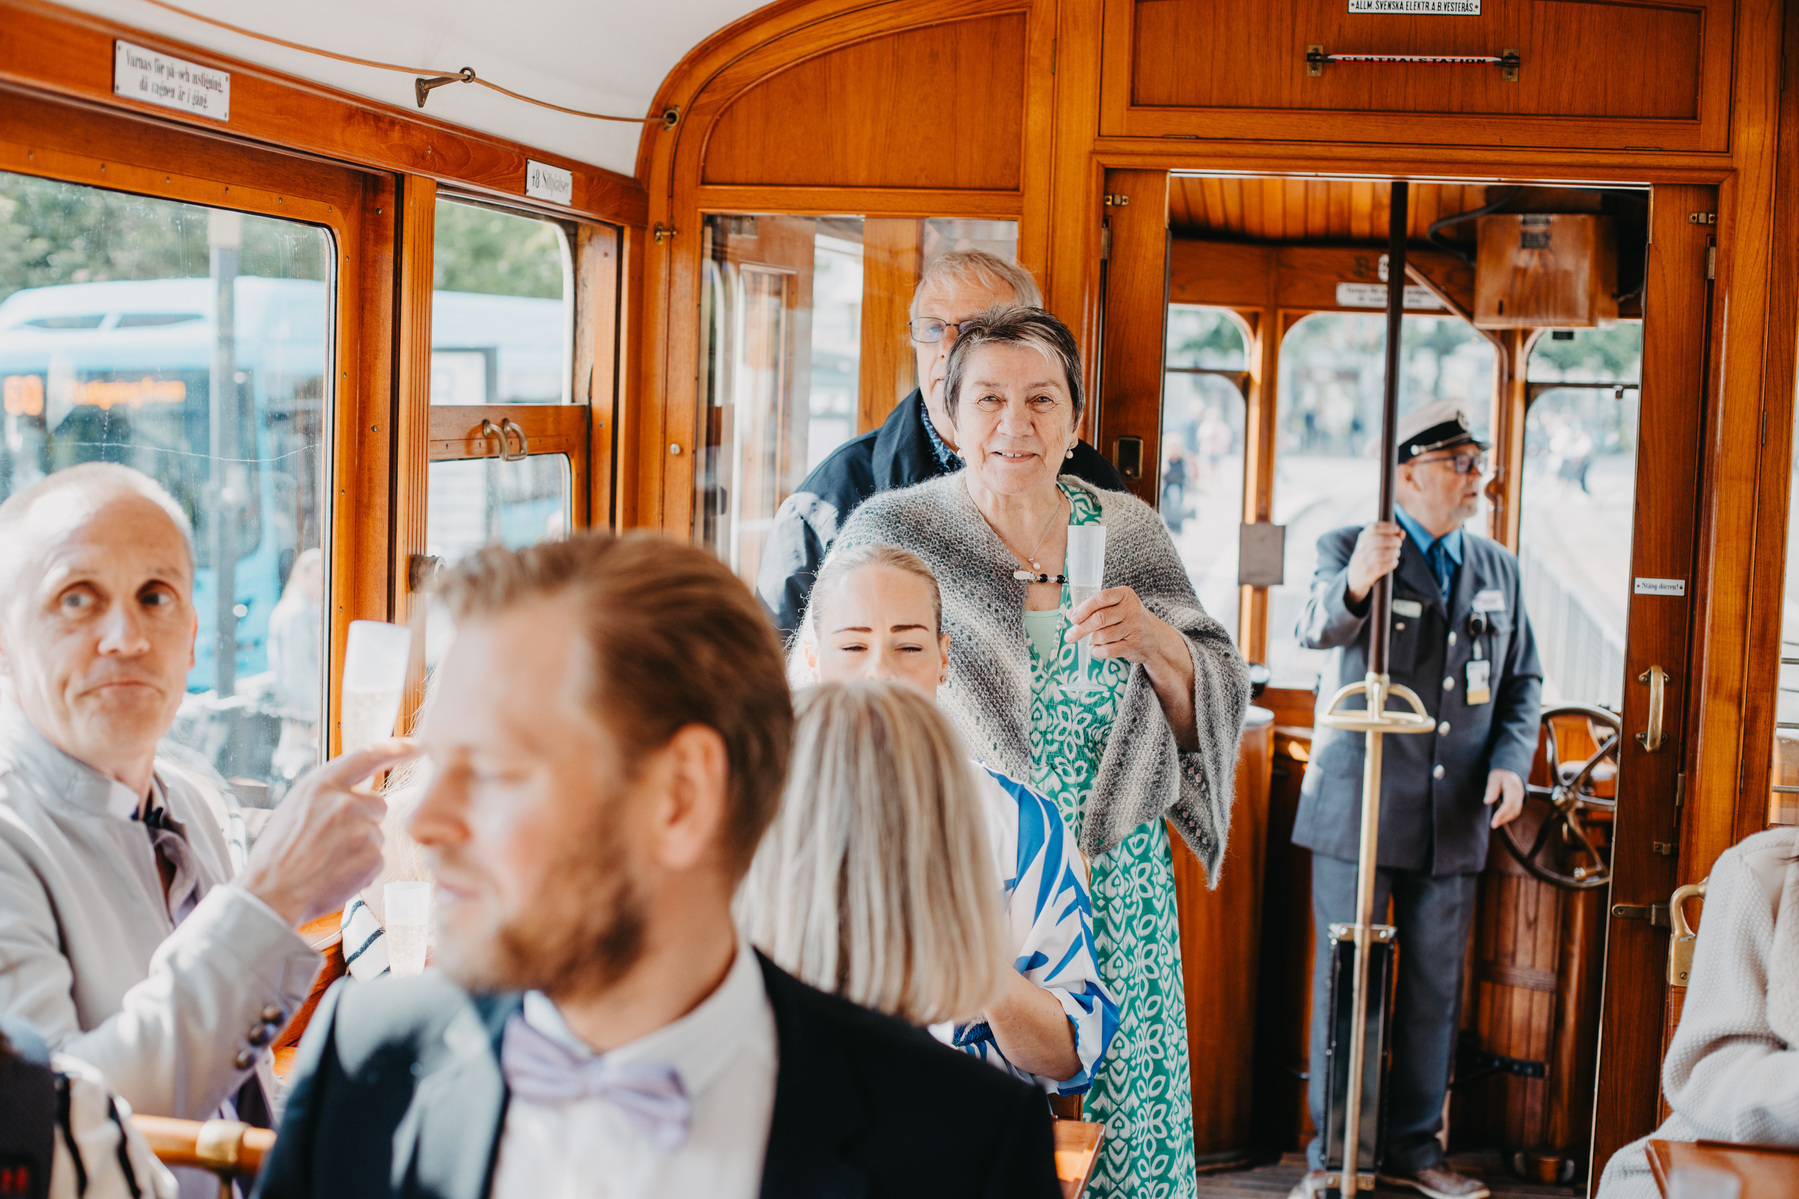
415 67 476 109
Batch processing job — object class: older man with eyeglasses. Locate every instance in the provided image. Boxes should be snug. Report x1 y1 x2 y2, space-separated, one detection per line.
755 248 1126 641
1288 401 1543 1199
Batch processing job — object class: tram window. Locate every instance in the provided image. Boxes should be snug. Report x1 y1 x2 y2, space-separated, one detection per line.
1265 311 1495 686
1161 305 1248 642
431 198 573 405
694 212 1021 584
1772 371 1799 825
0 170 332 799
1517 326 1643 713
423 453 570 667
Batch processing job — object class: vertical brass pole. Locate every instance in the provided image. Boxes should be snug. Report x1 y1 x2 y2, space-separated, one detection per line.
1336 180 1409 1197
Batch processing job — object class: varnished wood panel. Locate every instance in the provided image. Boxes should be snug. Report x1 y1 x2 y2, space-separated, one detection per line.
1134 0 1704 118
1096 169 1171 505
391 176 435 735
577 223 621 530
703 14 1027 190
1170 715 1273 1161
1169 240 1476 315
0 0 645 227
1590 184 1717 1177
1171 179 1491 246
1102 0 1733 151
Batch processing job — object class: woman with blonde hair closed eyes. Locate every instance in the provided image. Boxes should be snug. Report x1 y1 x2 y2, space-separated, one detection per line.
740 680 1008 1028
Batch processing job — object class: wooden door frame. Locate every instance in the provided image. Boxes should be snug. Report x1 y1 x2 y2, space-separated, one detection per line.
1078 143 1781 1187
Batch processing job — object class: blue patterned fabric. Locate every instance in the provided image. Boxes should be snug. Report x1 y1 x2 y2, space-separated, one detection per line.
920 399 962 473
947 765 1121 1096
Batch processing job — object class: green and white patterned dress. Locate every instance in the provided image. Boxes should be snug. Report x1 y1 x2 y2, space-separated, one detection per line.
1025 484 1196 1199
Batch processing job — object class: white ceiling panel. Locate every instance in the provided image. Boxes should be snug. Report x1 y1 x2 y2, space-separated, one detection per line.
51 0 771 178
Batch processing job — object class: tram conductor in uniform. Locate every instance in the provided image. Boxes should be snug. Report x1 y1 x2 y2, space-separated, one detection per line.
1290 402 1542 1199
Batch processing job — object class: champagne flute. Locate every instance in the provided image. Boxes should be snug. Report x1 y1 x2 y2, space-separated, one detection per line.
383 881 431 978
340 619 413 758
1060 525 1108 694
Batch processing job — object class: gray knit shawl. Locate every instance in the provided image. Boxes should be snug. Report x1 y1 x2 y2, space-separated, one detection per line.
829 473 1251 882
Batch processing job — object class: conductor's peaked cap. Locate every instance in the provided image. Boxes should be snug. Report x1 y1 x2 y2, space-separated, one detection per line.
1396 400 1489 465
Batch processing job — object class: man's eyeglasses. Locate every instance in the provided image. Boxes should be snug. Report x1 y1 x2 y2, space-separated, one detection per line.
906 319 965 345
1415 451 1489 476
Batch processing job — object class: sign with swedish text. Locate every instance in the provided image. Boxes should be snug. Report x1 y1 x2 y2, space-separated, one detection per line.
113 41 229 121
1349 0 1480 12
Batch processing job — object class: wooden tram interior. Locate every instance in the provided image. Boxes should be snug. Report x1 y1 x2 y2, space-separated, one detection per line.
3 0 1798 1194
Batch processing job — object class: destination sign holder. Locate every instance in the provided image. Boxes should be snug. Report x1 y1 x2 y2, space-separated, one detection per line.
1307 45 1520 82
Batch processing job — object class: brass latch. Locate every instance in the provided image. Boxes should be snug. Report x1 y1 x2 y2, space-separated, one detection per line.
1688 212 1717 225
1103 194 1131 207
1611 902 1670 928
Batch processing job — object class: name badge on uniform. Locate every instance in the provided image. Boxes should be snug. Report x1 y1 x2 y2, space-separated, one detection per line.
1466 658 1492 704
1472 589 1506 614
1393 598 1423 618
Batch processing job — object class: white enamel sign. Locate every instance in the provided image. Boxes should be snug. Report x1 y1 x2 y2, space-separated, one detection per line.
1349 0 1480 12
114 41 229 121
1335 282 1444 310
525 161 574 206
1634 577 1687 597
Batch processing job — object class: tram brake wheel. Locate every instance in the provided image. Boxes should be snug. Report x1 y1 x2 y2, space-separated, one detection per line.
1498 703 1620 891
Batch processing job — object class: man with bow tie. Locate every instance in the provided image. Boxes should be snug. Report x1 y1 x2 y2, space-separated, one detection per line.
0 464 413 1199
256 533 1061 1199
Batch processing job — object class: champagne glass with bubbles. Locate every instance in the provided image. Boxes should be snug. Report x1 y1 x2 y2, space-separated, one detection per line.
1060 525 1108 694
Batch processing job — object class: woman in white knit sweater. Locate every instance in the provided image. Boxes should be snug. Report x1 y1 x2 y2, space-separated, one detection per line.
1596 824 1799 1197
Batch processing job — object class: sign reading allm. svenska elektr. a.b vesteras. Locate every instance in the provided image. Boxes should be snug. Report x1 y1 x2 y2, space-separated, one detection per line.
1348 0 1480 13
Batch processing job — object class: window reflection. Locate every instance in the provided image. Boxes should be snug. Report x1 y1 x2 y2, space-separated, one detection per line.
1161 306 1248 642
1267 312 1496 686
1518 326 1642 712
0 171 331 800
431 198 572 405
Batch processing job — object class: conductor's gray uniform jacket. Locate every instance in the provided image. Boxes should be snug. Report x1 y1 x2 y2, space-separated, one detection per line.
0 700 321 1126
1291 524 1542 874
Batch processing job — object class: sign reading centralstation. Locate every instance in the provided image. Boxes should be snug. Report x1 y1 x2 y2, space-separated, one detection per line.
1349 0 1481 12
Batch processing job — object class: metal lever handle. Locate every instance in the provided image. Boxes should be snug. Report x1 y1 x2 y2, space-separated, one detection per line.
500 418 529 461
1636 665 1666 752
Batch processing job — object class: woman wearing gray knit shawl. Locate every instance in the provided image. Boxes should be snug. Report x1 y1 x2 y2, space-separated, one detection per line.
1596 825 1799 1198
824 306 1250 1199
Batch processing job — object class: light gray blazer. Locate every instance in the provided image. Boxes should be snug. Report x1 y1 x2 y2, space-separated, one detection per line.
831 473 1251 880
0 700 321 1122
1596 826 1799 1198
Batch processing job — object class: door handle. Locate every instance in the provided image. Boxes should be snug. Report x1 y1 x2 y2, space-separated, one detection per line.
1667 879 1707 986
1636 664 1666 752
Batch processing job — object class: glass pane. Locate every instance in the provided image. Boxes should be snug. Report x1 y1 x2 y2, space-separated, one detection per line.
1519 327 1643 713
1267 312 1497 686
0 171 331 800
1162 306 1249 642
1774 368 1799 825
431 198 571 405
424 453 570 668
694 213 1022 586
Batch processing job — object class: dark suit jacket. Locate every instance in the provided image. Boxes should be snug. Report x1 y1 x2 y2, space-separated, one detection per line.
1290 522 1543 874
754 389 1128 639
254 953 1062 1199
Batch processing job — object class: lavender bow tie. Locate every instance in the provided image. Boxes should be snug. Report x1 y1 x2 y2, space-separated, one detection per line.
499 1014 692 1149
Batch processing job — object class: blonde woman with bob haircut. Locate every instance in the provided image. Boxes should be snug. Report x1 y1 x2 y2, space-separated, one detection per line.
740 681 1008 1028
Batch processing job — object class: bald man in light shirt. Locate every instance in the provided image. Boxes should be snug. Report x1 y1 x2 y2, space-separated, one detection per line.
0 464 414 1199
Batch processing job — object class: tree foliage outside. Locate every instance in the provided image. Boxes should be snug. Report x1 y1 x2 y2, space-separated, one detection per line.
432 199 566 299
0 171 327 307
1167 305 1247 368
1527 324 1644 382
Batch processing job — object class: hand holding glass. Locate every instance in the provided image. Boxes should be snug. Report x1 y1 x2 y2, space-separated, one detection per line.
384 881 431 978
1060 525 1108 694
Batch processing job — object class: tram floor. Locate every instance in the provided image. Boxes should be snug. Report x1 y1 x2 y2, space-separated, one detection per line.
1194 1152 1585 1199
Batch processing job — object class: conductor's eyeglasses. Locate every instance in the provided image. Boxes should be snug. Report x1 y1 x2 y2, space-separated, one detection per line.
1416 451 1489 476
906 319 967 344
